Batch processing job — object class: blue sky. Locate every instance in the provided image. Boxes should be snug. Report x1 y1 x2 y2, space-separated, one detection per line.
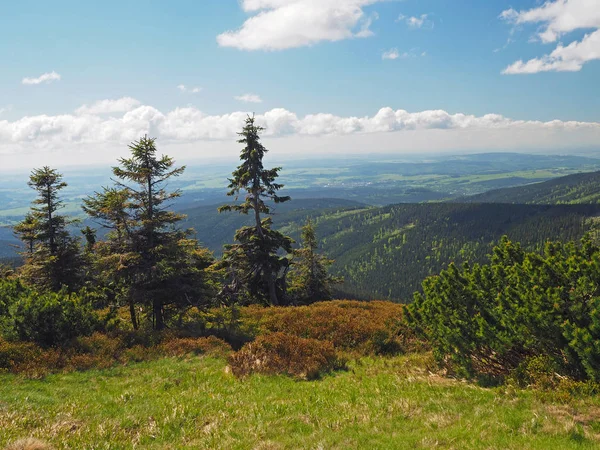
0 0 599 169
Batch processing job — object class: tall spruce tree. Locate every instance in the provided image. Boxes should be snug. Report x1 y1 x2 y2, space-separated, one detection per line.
84 136 216 329
219 116 293 306
289 219 342 304
15 167 82 291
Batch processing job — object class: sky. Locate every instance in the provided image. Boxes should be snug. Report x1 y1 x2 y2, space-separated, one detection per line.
0 0 599 170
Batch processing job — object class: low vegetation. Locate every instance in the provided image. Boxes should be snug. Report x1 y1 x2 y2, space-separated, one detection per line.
4 353 600 449
229 332 346 380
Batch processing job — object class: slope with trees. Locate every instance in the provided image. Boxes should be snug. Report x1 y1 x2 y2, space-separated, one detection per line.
462 170 600 204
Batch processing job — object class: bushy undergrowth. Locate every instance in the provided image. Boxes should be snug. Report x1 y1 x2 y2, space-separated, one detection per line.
406 236 600 383
238 300 418 355
12 290 100 347
0 280 101 347
0 333 230 378
202 301 417 380
229 332 346 380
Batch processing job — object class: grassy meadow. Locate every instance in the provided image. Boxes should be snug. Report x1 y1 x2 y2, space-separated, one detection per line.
2 352 600 449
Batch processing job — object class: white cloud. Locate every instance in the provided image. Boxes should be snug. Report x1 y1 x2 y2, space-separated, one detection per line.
177 84 202 93
22 71 61 85
75 97 141 115
217 0 382 51
382 48 424 60
503 29 600 74
397 13 433 29
0 101 598 151
2 101 600 169
235 93 263 103
382 48 401 60
501 0 600 74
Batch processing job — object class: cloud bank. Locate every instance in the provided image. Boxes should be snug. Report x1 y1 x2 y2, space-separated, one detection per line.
217 0 382 50
0 98 598 152
501 0 600 74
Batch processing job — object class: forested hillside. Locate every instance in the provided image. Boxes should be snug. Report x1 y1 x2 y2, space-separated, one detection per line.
177 200 600 301
179 198 368 254
311 203 600 300
463 170 600 204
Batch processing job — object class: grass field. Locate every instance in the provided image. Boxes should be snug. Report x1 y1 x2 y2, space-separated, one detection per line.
2 353 600 449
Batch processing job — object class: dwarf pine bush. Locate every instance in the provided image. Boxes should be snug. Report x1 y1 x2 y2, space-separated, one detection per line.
406 235 600 381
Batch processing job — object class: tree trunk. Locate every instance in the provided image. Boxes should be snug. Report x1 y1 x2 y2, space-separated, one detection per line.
252 190 279 306
47 184 55 255
154 298 165 330
129 299 138 330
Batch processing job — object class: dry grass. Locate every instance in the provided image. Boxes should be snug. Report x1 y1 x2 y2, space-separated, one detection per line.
3 438 53 450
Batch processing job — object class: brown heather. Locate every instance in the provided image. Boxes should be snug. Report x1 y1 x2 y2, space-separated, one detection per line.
228 332 346 380
240 300 417 354
0 334 231 378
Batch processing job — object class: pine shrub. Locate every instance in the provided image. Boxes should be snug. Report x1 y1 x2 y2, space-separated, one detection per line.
406 236 600 382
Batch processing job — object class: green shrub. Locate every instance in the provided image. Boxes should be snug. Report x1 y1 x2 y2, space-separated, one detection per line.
509 355 562 389
11 290 100 346
406 235 600 382
228 332 346 380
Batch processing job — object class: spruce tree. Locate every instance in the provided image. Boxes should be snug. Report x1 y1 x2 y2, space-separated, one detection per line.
84 136 216 329
16 167 82 291
219 116 293 306
289 219 342 304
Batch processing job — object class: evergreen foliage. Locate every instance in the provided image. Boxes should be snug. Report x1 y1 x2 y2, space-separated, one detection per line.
288 219 342 304
219 117 293 306
14 167 83 291
11 289 99 347
83 136 217 330
406 235 600 381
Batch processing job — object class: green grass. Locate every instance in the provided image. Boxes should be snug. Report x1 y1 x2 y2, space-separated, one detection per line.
2 354 600 449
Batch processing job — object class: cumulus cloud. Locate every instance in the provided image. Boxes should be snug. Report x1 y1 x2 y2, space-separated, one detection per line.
235 93 263 103
177 84 202 93
1 99 598 154
22 71 61 85
501 0 600 74
75 97 141 115
397 13 433 29
216 0 382 50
